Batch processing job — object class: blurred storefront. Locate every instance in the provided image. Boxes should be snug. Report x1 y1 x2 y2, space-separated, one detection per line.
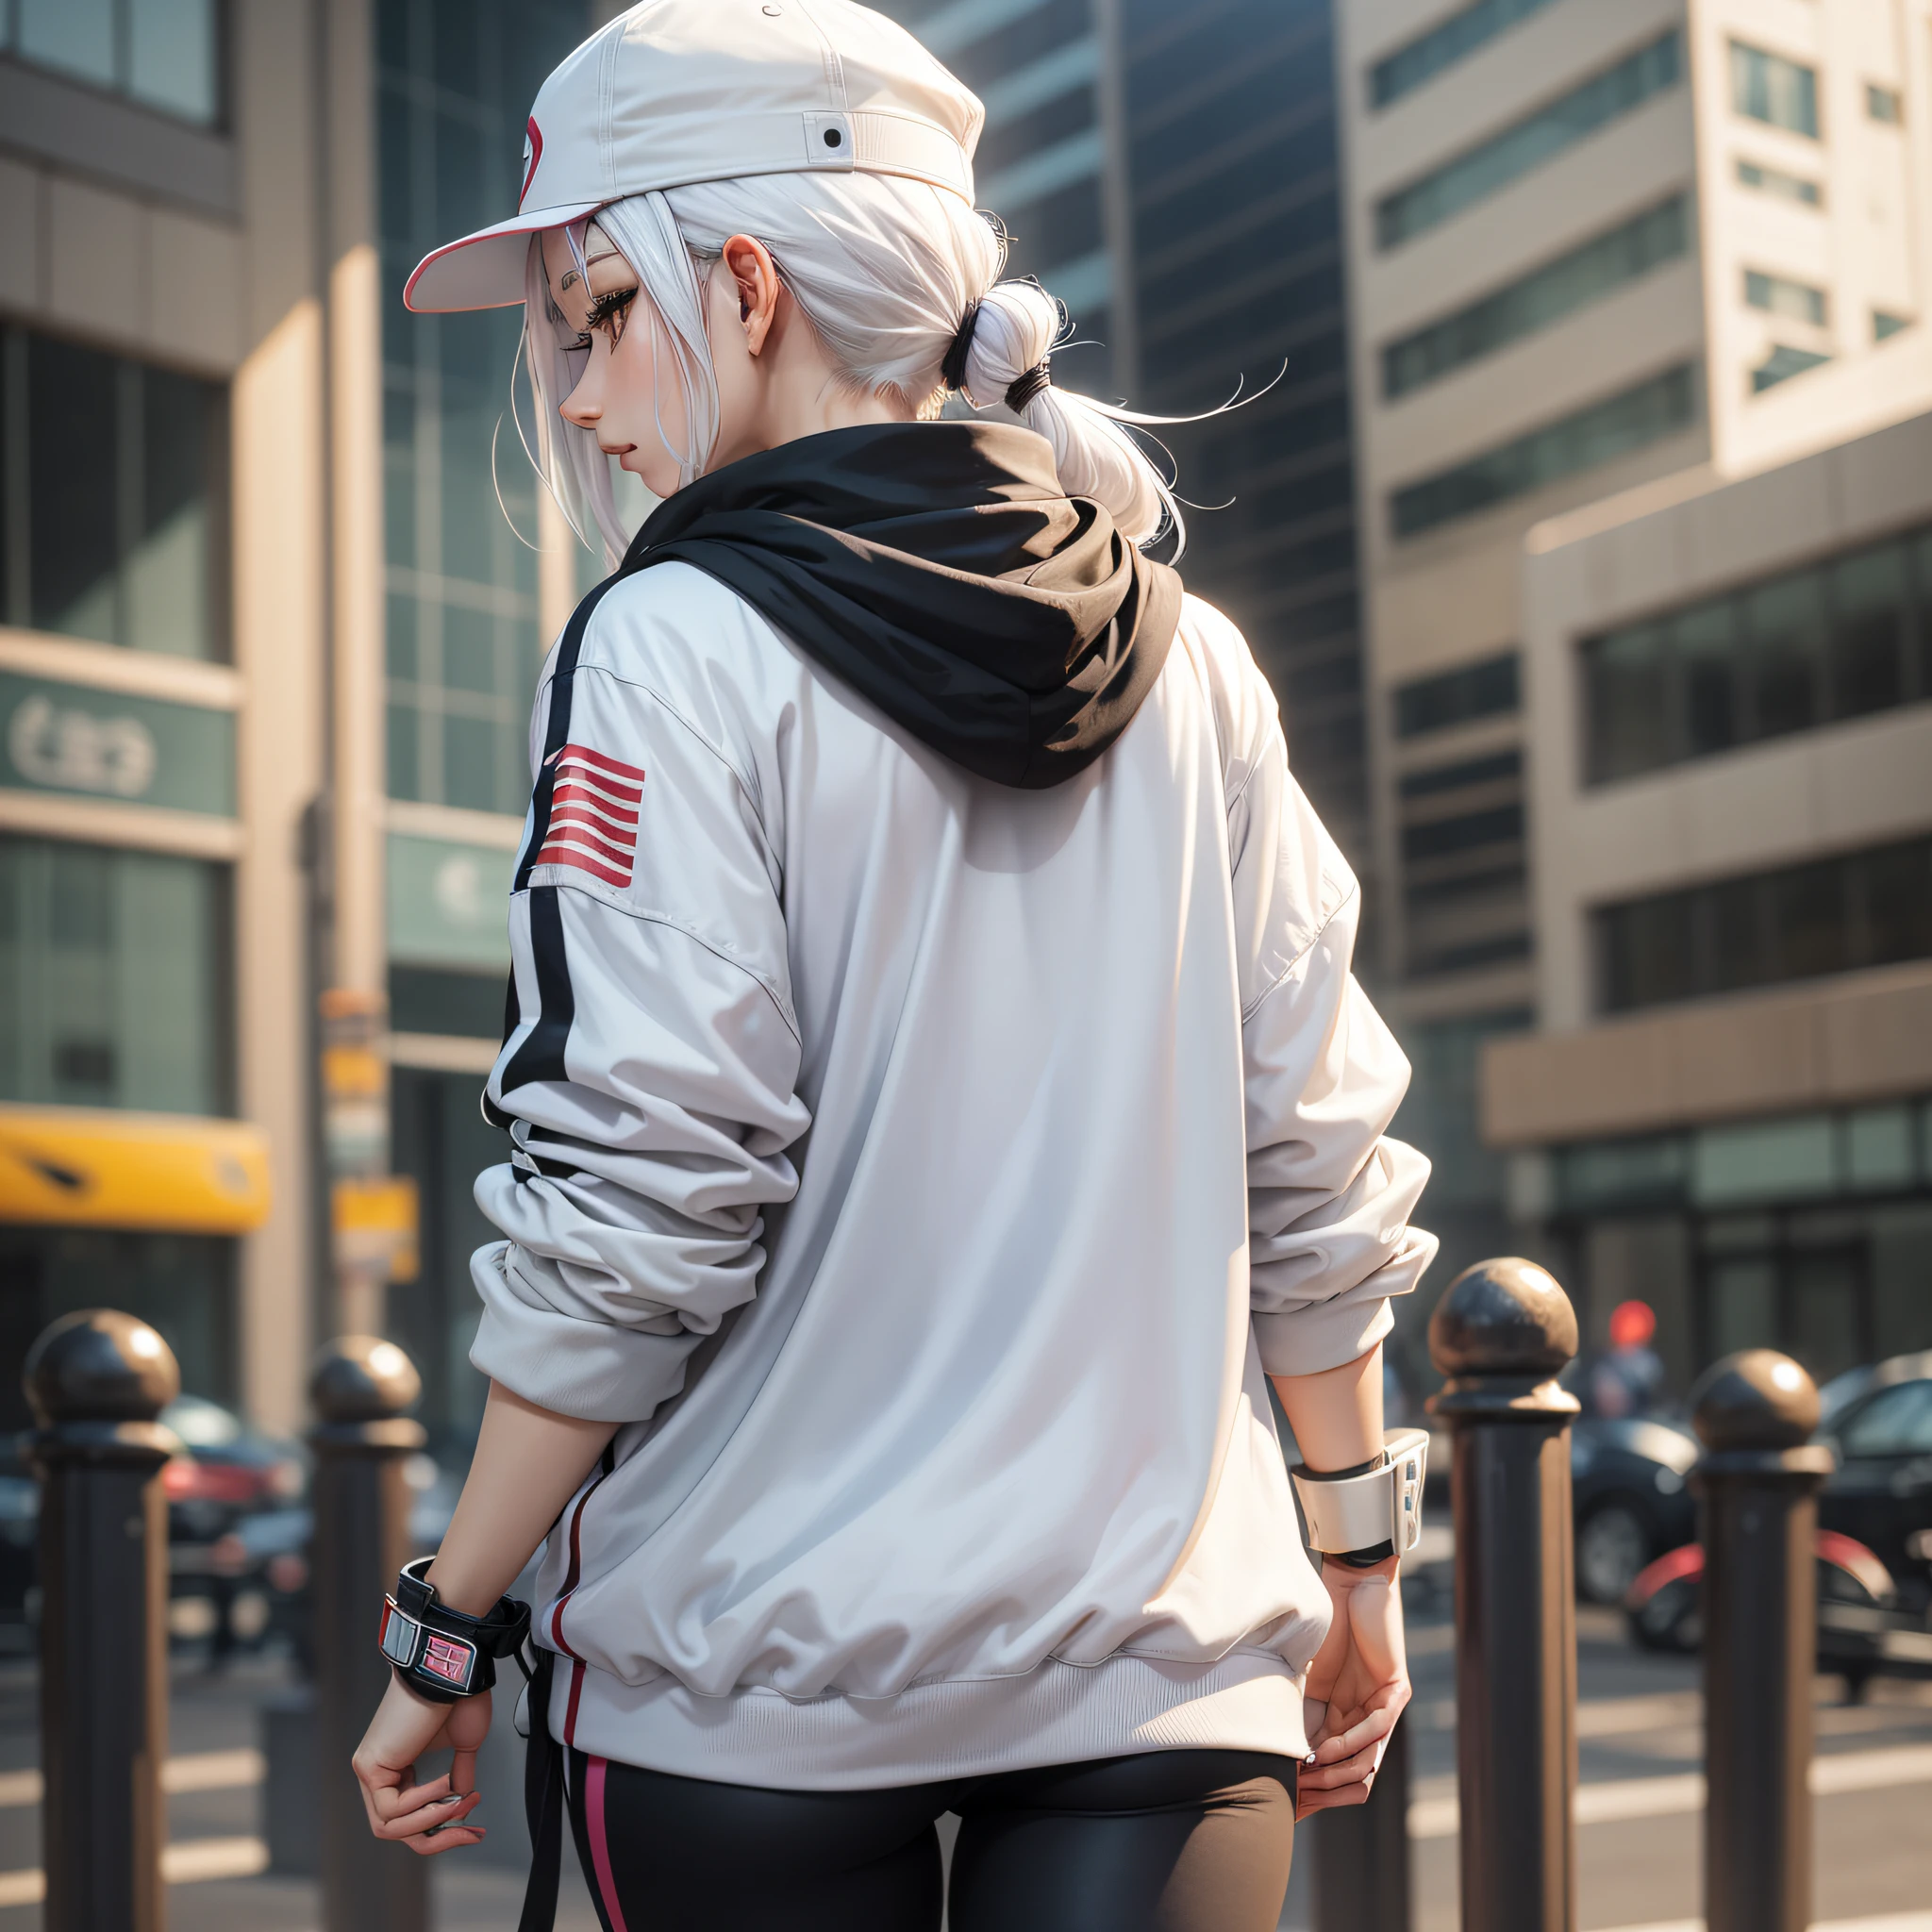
1488 407 1932 1391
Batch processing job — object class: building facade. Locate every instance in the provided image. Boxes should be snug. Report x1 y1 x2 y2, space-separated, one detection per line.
1487 408 1932 1389
0 0 380 1436
373 0 605 1445
0 1 614 1445
1334 0 1932 1331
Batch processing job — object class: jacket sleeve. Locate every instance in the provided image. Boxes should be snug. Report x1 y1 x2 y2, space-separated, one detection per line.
468 627 810 1424
1224 659 1437 1380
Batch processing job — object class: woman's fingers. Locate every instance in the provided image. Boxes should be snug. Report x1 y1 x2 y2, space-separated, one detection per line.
352 1677 498 1852
1300 1733 1387 1790
406 1822 488 1857
1310 1702 1383 1761
373 1789 484 1842
1296 1774 1377 1817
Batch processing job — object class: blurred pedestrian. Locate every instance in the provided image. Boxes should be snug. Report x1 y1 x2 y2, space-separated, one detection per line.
349 6 1437 1928
1590 1299 1665 1419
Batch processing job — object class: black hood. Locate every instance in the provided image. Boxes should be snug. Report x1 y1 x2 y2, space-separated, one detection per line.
612 421 1182 790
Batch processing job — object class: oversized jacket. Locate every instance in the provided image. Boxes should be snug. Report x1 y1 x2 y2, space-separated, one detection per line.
471 559 1436 1787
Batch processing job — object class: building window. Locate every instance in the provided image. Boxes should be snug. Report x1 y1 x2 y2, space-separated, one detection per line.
1398 750 1530 977
1743 269 1827 327
0 836 231 1115
3 0 221 127
1375 32 1681 250
1391 364 1696 539
1392 1008 1532 1205
1735 158 1821 207
1865 83 1903 125
1751 342 1832 393
1874 310 1913 342
1594 835 1932 1014
378 0 598 819
1367 0 1561 109
1730 42 1820 139
0 327 228 658
1581 524 1932 782
1392 652 1520 738
1383 196 1689 400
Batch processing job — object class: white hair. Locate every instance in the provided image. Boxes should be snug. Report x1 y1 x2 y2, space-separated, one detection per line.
520 170 1208 567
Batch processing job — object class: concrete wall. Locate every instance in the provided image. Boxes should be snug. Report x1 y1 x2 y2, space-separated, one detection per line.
1491 406 1932 1146
1486 959 1932 1145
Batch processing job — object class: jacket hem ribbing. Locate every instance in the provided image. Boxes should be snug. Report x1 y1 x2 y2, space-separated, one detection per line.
546 1650 1309 1790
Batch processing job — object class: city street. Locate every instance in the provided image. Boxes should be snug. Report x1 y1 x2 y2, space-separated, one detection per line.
0 1601 1924 1930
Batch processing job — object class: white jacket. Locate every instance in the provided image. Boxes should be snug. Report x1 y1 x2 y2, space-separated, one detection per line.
471 561 1435 1787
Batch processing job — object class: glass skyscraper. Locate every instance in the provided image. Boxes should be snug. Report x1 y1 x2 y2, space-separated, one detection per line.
878 0 1370 872
375 0 596 1441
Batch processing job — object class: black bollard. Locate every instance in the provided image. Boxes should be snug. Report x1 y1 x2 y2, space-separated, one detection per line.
25 1309 182 1932
309 1337 428 1932
1690 1350 1832 1932
1311 1691 1409 1932
1428 1258 1580 1932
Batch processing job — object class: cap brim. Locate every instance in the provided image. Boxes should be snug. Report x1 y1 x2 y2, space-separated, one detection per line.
404 201 605 313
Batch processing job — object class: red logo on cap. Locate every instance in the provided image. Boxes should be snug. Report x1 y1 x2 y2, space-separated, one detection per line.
522 116 543 207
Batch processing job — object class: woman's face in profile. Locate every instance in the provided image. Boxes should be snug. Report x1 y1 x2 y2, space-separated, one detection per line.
542 222 690 500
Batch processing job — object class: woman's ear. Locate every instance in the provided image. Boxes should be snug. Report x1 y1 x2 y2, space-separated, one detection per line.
723 234 781 356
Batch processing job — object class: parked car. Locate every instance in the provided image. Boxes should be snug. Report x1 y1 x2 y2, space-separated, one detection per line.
1621 1350 1932 1692
1571 1415 1700 1604
0 1396 311 1658
160 1395 310 1658
1816 1350 1932 1616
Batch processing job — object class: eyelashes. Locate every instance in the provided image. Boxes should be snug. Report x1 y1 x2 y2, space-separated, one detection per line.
568 285 639 351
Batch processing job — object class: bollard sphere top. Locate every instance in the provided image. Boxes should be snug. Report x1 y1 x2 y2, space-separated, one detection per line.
1428 1257 1579 1380
25 1308 181 1426
309 1336 422 1424
1690 1348 1819 1453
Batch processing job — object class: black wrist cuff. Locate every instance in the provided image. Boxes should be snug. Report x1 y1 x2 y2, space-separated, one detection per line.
1297 1449 1390 1482
379 1556 530 1704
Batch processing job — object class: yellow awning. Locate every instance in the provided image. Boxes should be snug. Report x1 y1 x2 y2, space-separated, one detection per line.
0 1105 272 1234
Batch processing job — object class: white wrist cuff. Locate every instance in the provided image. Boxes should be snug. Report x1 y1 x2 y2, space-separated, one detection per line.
1291 1427 1428 1557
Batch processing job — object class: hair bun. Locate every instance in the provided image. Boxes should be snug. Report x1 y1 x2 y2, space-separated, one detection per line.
958 280 1059 411
962 277 1169 544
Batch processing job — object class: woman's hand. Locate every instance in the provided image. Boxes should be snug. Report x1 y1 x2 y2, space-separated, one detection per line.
351 1674 493 1856
1296 1553 1409 1820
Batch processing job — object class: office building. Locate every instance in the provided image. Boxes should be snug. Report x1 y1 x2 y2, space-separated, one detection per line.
0 0 607 1444
374 0 605 1442
1334 0 1932 1316
1485 407 1932 1388
0 0 377 1434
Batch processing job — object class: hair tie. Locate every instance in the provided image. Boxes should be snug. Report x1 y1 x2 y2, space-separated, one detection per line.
941 302 979 391
1004 361 1051 412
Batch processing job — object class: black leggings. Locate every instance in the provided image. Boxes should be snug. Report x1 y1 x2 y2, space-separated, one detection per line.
564 1747 1296 1931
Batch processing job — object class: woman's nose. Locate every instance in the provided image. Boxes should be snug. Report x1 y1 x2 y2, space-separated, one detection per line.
560 381 601 427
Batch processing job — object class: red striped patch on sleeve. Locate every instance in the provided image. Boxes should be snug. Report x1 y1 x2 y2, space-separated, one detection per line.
533 743 645 887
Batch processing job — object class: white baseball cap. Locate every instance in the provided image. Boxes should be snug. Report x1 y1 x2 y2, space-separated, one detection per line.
404 0 984 314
